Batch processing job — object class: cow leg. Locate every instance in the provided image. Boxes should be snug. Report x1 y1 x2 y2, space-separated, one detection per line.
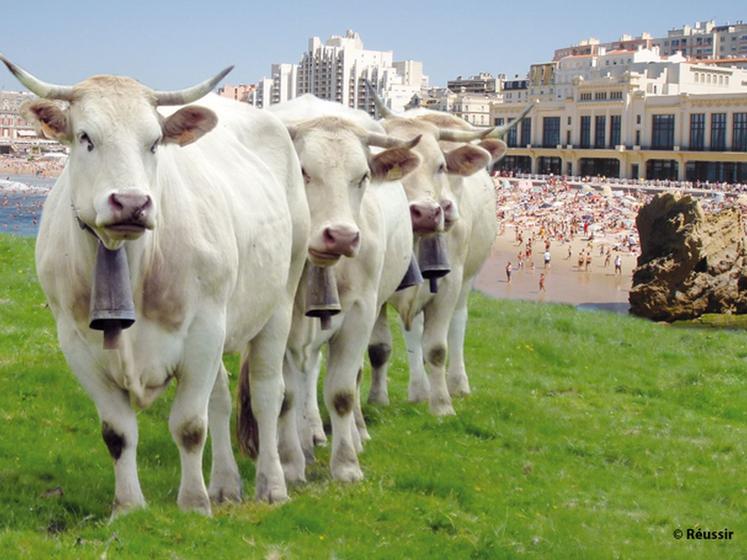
325 305 375 482
207 363 242 503
300 348 327 455
169 325 224 515
402 313 430 403
447 279 472 397
367 305 392 406
60 333 145 515
247 310 290 503
422 288 460 417
278 351 306 483
353 366 370 444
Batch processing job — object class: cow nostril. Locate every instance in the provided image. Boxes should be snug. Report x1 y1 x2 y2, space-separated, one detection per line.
109 193 124 211
434 206 442 217
410 206 423 220
352 232 360 246
323 227 336 246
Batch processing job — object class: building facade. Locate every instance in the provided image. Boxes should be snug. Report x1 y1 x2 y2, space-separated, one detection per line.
491 55 747 183
0 91 40 153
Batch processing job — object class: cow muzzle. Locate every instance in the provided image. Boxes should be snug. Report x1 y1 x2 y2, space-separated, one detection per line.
97 190 155 239
308 224 361 264
409 201 443 235
441 199 459 231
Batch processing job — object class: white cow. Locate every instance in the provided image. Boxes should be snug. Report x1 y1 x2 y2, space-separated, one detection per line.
1 56 310 514
366 96 532 415
267 95 420 481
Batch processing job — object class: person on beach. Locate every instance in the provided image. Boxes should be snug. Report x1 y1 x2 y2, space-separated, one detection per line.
567 246 572 260
539 273 546 292
544 250 551 269
585 252 592 272
604 249 611 268
614 254 622 275
505 261 512 284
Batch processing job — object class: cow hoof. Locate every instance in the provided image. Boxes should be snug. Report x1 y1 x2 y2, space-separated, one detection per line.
255 472 289 504
208 473 242 504
356 424 371 443
367 391 390 406
177 490 212 516
312 430 327 446
110 496 146 520
408 383 430 403
332 463 364 483
302 444 316 465
282 459 307 485
447 376 471 397
429 401 456 417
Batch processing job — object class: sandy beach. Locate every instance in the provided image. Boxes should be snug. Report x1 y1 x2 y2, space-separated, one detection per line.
475 227 635 311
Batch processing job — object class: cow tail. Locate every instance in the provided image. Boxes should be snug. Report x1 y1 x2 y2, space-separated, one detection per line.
237 358 260 459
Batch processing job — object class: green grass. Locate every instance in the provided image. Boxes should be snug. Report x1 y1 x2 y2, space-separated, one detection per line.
1 233 746 559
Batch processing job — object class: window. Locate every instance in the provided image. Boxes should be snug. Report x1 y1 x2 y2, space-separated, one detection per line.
711 113 727 150
594 115 606 148
594 91 607 100
652 115 675 149
494 117 505 126
610 91 623 100
636 114 641 125
506 124 518 147
521 117 532 146
580 116 591 148
732 113 747 151
567 116 572 125
580 92 592 101
610 115 621 147
690 113 705 150
542 116 561 148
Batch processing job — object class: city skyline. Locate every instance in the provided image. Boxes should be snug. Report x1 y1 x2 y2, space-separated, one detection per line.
0 0 743 92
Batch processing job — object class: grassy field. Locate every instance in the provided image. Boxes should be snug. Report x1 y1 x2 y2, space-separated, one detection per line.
1 233 746 559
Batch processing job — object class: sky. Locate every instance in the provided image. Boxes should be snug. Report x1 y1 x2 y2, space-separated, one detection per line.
0 0 743 91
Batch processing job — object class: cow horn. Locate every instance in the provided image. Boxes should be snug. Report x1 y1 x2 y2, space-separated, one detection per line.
364 79 396 119
153 65 234 106
0 53 74 100
438 127 496 142
487 100 536 139
367 132 421 149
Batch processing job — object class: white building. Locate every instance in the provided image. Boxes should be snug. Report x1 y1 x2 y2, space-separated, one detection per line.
236 30 427 112
0 90 48 153
652 20 747 60
491 53 747 183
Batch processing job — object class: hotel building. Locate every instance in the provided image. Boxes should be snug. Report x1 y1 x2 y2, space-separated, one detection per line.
491 46 747 183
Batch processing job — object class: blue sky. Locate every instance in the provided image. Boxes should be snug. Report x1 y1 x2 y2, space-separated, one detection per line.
0 0 743 91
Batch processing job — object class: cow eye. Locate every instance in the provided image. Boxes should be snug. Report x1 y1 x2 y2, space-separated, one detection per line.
437 163 447 174
301 167 311 184
80 132 94 152
150 138 160 154
358 172 370 188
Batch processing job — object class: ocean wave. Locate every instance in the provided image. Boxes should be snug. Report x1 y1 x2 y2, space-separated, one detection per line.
0 179 51 194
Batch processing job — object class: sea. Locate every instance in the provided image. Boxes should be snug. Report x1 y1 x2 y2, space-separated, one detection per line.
0 174 55 237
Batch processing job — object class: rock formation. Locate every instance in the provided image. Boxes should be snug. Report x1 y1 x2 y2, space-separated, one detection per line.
629 193 747 321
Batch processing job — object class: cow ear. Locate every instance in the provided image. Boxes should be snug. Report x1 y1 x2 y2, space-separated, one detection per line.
162 105 218 146
478 138 508 164
21 100 71 143
445 145 491 176
369 147 420 182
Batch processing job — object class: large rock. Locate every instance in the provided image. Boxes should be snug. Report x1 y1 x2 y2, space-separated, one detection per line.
629 193 747 321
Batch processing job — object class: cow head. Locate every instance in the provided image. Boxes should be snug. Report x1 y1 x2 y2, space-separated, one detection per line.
286 117 420 266
1 54 231 249
380 117 492 235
